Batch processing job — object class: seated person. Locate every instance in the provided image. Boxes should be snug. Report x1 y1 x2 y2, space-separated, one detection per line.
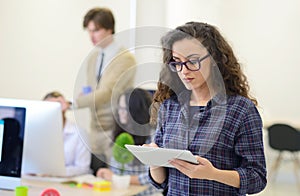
96 88 162 196
43 91 91 176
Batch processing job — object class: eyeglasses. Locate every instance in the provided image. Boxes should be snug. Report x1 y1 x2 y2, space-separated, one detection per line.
168 54 210 72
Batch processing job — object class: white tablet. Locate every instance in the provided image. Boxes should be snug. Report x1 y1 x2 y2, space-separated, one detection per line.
125 145 199 168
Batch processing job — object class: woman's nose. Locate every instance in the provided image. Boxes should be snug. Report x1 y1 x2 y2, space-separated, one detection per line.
181 63 190 74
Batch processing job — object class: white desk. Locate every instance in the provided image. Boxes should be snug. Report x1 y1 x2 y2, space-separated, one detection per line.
0 178 147 196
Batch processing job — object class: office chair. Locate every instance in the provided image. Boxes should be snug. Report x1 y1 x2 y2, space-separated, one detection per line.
267 123 300 182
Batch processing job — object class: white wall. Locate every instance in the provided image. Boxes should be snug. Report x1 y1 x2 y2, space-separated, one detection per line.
0 0 300 126
0 0 132 101
133 0 167 89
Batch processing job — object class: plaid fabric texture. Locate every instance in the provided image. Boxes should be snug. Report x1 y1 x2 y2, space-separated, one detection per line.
149 92 267 196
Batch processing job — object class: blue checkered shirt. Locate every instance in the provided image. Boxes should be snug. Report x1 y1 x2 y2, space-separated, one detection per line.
149 92 267 195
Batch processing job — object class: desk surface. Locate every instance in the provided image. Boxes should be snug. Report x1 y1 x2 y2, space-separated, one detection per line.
0 178 147 196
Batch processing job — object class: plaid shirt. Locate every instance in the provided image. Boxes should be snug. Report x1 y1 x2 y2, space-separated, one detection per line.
149 92 267 196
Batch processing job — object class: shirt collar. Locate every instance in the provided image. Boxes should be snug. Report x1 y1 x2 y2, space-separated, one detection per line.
209 93 227 106
102 40 119 56
177 90 227 108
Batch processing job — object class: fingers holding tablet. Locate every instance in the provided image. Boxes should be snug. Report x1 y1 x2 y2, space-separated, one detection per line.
125 145 199 168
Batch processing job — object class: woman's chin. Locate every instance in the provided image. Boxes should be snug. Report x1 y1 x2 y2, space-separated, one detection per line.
183 83 193 91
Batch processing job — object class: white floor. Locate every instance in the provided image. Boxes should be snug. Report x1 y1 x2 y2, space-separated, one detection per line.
253 129 300 196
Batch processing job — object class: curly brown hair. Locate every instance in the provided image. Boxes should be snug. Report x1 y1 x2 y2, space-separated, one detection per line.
150 22 257 125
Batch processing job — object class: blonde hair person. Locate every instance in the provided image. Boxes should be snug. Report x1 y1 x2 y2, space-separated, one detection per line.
44 91 91 176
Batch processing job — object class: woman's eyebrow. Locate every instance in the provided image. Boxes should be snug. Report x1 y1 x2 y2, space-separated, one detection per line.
172 54 200 60
186 54 200 58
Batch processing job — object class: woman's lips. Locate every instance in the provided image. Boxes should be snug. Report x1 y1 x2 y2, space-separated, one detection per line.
183 78 194 83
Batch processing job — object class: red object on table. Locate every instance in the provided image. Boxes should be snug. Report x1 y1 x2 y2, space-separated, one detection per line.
40 188 60 196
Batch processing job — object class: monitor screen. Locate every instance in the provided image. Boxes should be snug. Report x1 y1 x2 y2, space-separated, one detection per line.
0 106 26 177
0 103 26 190
0 98 66 178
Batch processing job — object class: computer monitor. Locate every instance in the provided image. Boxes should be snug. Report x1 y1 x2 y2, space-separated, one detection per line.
0 101 26 190
0 98 66 177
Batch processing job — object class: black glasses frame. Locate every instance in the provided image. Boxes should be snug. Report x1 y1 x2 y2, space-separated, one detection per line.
168 54 210 72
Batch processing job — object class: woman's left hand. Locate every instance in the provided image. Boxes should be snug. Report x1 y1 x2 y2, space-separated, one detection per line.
169 155 217 180
96 168 113 181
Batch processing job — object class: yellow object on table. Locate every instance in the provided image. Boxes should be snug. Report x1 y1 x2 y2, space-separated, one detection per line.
93 181 111 192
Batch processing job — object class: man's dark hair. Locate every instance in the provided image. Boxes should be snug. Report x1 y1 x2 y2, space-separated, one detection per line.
83 7 115 34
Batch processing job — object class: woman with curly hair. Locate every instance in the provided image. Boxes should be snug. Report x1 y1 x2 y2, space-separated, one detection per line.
147 22 267 195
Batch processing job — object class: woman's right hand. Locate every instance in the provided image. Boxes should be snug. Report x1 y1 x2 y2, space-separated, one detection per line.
143 143 167 184
142 142 158 148
142 143 161 169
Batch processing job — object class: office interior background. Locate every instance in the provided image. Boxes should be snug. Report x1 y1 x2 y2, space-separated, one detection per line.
1 0 300 194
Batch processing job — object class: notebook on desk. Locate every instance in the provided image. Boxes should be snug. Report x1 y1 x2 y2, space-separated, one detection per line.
0 103 26 190
22 174 104 184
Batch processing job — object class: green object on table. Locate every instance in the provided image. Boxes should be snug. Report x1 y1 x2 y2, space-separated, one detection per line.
112 132 135 174
15 186 28 196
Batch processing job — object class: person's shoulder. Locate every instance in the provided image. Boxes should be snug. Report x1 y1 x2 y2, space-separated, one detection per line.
225 96 262 124
227 95 255 107
114 47 136 64
117 47 134 57
226 95 258 116
160 95 179 111
162 94 178 104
